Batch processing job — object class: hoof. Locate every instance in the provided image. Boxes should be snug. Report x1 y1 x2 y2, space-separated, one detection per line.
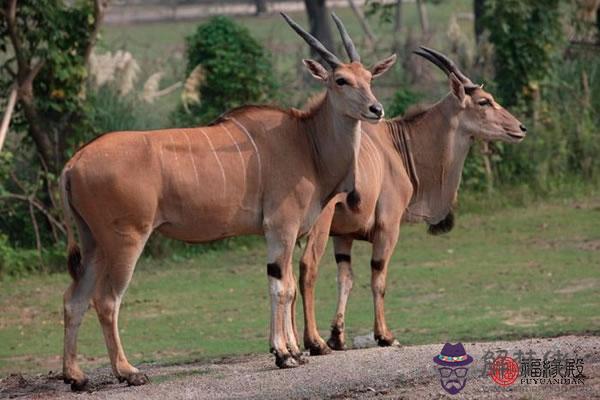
120 372 150 386
375 335 397 347
307 342 332 356
327 336 346 351
275 353 299 369
292 352 309 365
67 377 90 392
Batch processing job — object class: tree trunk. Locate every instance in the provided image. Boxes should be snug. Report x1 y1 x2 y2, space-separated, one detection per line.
255 0 267 15
415 0 429 35
394 0 403 33
304 0 334 57
0 86 18 153
597 5 600 39
392 0 403 52
347 0 376 48
474 0 486 43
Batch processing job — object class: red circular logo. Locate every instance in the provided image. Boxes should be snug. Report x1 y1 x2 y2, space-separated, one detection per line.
489 356 519 387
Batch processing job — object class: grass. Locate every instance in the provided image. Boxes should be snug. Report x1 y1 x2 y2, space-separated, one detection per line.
0 194 599 375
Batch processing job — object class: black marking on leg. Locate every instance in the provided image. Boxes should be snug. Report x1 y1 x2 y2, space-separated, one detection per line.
347 190 361 212
335 253 351 264
371 259 384 271
267 262 282 279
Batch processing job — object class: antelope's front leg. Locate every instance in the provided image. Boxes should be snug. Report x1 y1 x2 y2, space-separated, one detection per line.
266 230 302 368
370 225 400 346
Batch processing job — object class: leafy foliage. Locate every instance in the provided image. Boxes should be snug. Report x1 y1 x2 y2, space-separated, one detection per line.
0 1 101 272
387 87 422 118
481 1 600 190
171 16 277 126
0 0 98 162
484 0 563 107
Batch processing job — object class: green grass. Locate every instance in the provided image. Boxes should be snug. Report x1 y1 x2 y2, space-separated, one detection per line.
1 195 599 375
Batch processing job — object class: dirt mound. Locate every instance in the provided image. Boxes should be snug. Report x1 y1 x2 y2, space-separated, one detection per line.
1 336 599 399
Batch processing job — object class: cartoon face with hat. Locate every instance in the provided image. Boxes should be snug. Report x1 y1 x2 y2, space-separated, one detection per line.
433 342 473 395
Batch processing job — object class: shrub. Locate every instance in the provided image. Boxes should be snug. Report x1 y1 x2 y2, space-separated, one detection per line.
484 0 563 108
387 88 422 118
171 16 277 127
0 234 65 278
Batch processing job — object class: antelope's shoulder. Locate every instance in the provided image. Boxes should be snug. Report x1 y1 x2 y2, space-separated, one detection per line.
212 104 297 129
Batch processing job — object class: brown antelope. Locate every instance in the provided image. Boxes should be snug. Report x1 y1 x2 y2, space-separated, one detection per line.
299 47 527 356
59 13 396 390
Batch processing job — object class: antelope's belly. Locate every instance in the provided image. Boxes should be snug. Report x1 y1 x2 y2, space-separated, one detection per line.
156 198 262 242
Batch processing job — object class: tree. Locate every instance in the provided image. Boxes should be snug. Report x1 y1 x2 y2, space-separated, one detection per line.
394 0 403 34
255 0 267 15
484 0 562 108
304 0 334 57
474 0 486 43
0 0 107 250
415 0 429 35
171 17 276 127
0 0 107 173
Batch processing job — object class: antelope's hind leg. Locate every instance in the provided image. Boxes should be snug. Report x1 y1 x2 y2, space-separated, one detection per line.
93 230 150 386
63 216 98 391
63 254 96 391
370 226 400 347
299 207 335 356
326 236 354 351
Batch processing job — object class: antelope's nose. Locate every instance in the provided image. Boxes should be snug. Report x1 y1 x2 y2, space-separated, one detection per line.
520 124 527 132
369 103 384 118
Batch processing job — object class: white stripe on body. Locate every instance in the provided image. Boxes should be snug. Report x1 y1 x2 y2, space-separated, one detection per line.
199 128 227 196
230 117 262 203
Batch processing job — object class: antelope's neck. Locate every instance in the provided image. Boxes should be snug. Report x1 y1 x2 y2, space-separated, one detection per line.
390 95 472 224
310 95 361 203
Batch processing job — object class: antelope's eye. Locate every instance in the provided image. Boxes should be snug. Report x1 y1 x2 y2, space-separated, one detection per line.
335 77 348 86
478 99 491 106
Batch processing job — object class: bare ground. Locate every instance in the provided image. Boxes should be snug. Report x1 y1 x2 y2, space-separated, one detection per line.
1 335 599 399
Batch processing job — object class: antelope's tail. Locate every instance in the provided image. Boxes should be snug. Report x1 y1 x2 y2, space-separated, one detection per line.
60 168 82 281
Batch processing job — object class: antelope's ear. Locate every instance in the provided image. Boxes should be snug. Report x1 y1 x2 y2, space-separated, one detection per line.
449 72 466 107
303 59 329 81
371 54 397 78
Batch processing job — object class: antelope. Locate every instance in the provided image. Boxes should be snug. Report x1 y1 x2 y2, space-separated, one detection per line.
299 47 527 356
59 13 396 390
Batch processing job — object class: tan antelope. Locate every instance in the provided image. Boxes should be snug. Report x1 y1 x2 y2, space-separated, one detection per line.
59 13 396 390
299 47 527 356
